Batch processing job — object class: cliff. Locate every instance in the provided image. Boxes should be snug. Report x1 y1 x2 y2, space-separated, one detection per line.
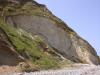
0 0 99 73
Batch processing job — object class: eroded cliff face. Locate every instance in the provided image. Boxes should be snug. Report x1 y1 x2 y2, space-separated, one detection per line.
70 34 99 64
0 0 99 71
7 15 78 62
7 15 100 65
0 28 23 66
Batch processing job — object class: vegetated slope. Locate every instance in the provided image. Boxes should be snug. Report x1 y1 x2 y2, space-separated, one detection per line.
0 18 72 72
0 0 99 73
0 27 23 66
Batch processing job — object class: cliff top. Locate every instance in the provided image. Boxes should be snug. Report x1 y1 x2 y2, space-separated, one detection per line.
0 0 75 35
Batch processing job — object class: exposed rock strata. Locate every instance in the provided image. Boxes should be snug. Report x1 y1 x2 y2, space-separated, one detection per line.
0 28 23 66
0 0 99 72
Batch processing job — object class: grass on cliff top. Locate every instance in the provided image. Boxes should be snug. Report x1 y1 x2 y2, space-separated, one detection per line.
0 1 76 35
0 18 73 70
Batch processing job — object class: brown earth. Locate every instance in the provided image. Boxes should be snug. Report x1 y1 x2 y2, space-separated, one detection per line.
0 28 24 73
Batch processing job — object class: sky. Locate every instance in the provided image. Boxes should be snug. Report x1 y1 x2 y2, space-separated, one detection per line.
36 0 100 55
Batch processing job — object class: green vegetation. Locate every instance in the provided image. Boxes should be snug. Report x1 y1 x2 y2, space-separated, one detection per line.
0 1 74 71
0 1 76 36
0 18 73 70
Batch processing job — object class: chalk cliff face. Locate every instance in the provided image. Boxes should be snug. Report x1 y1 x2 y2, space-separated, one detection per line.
0 0 99 72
